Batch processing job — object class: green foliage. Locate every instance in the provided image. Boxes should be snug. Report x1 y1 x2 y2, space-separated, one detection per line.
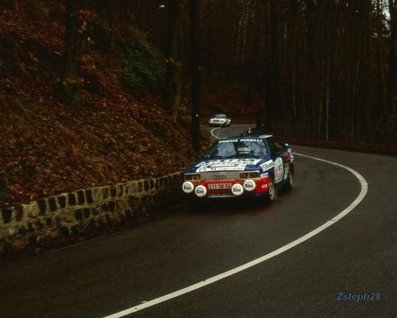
117 38 165 94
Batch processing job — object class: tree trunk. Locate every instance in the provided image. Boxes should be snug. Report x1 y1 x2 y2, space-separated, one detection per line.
190 0 200 155
387 0 397 140
264 0 280 131
95 0 114 52
206 0 213 77
63 0 80 107
2 0 19 11
164 0 185 123
105 0 114 52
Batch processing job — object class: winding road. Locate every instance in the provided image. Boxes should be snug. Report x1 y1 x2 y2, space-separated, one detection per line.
0 125 396 318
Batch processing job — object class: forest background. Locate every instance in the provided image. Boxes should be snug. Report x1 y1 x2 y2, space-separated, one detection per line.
0 0 396 208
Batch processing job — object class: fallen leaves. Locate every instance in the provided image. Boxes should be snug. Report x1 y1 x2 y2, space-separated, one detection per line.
0 7 208 208
0 92 200 208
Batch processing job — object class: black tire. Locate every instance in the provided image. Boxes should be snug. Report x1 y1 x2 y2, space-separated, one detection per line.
267 178 277 203
285 172 294 191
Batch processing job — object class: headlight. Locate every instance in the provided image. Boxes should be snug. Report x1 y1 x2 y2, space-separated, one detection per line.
243 179 256 191
184 173 201 181
182 181 195 193
240 172 260 179
240 172 249 178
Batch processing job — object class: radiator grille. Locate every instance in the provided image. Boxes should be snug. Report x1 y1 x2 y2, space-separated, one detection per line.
199 171 241 180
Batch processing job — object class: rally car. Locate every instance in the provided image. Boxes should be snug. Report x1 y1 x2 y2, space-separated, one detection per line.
182 134 294 202
208 114 231 127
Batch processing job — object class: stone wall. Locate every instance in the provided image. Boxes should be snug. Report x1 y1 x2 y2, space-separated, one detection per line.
0 172 183 257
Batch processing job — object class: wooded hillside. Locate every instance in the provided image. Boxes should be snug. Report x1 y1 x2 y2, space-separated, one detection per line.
0 1 206 208
1 0 396 207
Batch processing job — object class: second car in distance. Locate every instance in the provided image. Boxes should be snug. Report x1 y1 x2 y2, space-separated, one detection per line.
208 114 231 127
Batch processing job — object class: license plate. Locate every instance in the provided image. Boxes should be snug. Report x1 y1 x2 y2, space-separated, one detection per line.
208 183 232 190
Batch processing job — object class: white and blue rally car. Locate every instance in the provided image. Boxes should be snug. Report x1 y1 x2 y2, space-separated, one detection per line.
182 134 294 202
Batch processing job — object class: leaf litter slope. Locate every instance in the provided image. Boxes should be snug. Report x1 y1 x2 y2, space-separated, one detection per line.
0 9 205 208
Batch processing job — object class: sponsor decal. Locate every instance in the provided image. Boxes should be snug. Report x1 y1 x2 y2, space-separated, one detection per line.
260 160 274 171
219 138 263 143
195 159 261 172
274 157 284 183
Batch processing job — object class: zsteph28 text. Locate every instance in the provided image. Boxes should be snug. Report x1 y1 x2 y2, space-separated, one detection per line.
336 292 381 302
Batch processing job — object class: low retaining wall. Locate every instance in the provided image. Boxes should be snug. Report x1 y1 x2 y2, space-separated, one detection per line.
0 172 183 257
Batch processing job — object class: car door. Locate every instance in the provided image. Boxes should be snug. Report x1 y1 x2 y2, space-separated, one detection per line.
266 137 286 184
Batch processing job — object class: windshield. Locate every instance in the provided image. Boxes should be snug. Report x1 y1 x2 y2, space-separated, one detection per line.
214 114 226 118
204 139 269 159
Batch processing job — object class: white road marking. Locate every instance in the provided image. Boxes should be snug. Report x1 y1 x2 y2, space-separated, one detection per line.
210 127 221 139
103 152 368 318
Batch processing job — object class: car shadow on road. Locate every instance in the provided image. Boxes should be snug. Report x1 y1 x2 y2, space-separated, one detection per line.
184 196 276 216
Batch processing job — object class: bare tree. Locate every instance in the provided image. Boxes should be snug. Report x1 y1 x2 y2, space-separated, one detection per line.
387 0 397 138
63 0 80 106
117 0 395 142
97 0 114 52
0 0 19 11
264 0 281 131
190 0 200 154
164 0 185 123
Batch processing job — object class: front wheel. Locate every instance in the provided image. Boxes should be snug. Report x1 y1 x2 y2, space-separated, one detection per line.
267 178 277 203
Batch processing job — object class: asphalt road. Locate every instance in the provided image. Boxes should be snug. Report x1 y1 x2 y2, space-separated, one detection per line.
0 125 396 318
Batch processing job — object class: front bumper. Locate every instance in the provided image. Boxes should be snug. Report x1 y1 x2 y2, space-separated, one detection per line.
182 177 270 199
208 121 228 126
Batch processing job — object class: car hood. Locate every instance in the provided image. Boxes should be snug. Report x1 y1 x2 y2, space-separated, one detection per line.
185 157 273 173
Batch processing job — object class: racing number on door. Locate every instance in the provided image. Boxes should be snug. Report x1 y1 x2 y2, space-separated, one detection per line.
274 157 284 183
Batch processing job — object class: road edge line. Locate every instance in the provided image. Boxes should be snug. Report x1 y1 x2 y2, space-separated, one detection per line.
103 152 368 318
